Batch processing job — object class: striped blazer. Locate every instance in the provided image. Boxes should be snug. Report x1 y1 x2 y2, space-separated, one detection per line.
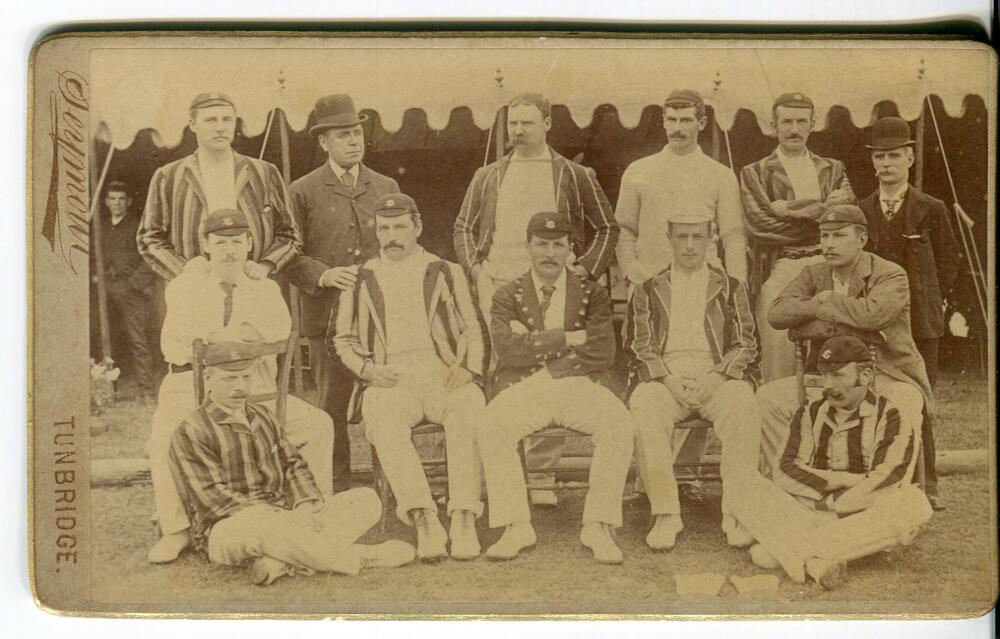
332 251 487 421
168 401 321 555
138 151 301 280
777 391 916 515
739 149 855 297
624 263 760 387
452 147 619 277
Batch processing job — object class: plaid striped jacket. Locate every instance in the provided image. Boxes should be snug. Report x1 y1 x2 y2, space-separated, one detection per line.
777 390 916 516
332 250 487 421
168 401 321 554
739 149 855 297
138 151 301 280
452 147 619 277
624 263 760 387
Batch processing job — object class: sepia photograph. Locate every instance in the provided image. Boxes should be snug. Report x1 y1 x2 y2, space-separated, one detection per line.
29 33 996 618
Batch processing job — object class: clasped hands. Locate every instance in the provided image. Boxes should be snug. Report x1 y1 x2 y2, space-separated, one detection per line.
663 371 726 408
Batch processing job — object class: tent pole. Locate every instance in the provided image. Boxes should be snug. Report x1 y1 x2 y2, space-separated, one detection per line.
277 108 303 393
494 105 506 162
915 105 925 191
89 142 115 363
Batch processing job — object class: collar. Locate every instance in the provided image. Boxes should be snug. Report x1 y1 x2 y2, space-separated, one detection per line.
775 145 814 165
110 213 127 227
328 160 360 181
663 143 704 161
205 399 251 427
879 182 909 204
196 147 236 168
208 268 250 289
671 261 710 282
375 246 432 269
511 145 552 162
530 267 566 296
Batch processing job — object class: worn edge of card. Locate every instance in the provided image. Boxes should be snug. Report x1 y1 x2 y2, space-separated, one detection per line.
27 29 999 620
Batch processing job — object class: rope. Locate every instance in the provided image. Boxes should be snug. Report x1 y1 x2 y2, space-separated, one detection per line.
482 110 496 167
925 95 989 327
258 108 278 161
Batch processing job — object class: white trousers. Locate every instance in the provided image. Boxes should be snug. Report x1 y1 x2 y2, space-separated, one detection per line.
756 374 924 478
477 375 634 528
363 382 485 523
208 487 382 576
148 371 335 535
757 255 826 382
729 480 933 583
630 378 761 516
477 269 566 485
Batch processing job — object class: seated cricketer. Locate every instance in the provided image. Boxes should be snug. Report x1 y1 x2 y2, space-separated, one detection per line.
731 335 933 589
625 213 761 551
477 211 633 564
755 205 935 500
169 338 415 586
332 193 487 562
147 208 334 564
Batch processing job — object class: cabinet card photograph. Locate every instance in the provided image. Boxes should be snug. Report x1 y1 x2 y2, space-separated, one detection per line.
28 32 997 618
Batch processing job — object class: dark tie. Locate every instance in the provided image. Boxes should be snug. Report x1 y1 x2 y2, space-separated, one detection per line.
539 285 556 321
882 199 897 220
221 281 236 326
342 170 355 191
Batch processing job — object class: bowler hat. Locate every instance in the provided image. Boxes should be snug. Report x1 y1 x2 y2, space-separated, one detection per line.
309 94 368 136
867 117 915 151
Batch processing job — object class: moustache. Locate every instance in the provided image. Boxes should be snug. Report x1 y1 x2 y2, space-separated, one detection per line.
383 241 404 249
669 133 687 139
822 388 845 400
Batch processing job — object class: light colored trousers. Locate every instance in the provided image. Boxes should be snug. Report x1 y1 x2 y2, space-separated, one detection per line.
630 378 761 517
148 370 335 535
757 254 825 382
729 480 933 583
363 382 485 524
208 487 382 576
757 374 924 478
477 269 567 486
477 375 634 528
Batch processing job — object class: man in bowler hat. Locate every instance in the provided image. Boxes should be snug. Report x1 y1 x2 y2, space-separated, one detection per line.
285 94 401 492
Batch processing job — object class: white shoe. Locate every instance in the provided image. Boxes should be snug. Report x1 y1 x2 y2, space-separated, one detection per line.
147 530 190 564
580 522 624 564
806 557 848 590
449 510 481 560
722 514 754 547
249 556 296 586
410 508 448 563
359 540 416 570
529 490 558 507
485 523 537 560
645 514 683 551
749 544 780 570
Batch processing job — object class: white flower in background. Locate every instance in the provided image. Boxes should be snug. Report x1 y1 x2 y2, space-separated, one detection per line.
949 312 969 338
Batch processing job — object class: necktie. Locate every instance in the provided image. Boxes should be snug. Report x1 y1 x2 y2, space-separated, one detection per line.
882 199 897 220
539 285 556 322
221 281 236 326
342 170 355 190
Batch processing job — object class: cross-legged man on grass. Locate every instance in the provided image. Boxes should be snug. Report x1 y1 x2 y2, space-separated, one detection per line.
730 335 933 589
169 338 414 586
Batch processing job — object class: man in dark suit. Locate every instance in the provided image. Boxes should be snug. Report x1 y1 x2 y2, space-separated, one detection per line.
858 116 961 388
858 117 961 509
285 94 401 492
476 211 633 565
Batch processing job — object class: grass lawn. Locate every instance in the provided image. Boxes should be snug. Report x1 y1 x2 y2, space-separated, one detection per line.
86 369 996 617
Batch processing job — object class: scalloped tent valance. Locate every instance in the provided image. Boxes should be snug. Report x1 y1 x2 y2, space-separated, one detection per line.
91 43 991 151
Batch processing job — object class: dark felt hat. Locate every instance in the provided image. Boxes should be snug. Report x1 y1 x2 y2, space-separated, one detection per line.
309 94 368 136
867 116 916 151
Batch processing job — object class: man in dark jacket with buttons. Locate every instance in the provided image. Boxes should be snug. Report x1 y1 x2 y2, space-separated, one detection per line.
858 117 961 509
285 94 401 492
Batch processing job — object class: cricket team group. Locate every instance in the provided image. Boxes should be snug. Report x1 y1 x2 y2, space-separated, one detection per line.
131 86 959 589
